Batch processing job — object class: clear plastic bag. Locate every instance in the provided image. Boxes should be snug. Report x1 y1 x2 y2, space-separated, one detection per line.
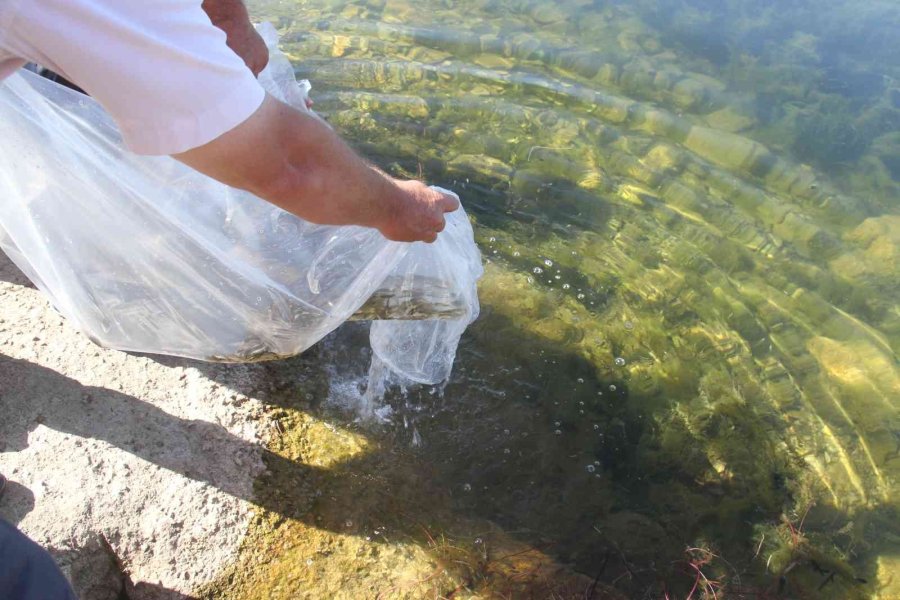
0 25 482 385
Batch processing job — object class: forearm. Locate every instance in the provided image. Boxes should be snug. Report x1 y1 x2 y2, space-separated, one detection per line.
256 104 401 230
175 94 456 242
178 97 387 227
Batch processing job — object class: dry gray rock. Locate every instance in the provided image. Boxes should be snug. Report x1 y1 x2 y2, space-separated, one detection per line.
0 252 270 599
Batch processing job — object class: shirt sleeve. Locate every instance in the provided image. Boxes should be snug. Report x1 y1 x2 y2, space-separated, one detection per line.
2 0 266 155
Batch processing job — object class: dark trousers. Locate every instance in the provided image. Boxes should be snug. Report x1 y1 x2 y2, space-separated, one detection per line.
0 519 76 600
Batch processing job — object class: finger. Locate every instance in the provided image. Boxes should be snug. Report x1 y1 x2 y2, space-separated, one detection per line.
422 231 438 243
434 216 447 233
439 193 460 213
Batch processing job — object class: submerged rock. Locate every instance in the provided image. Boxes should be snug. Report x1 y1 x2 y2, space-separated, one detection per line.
875 555 900 600
831 215 900 288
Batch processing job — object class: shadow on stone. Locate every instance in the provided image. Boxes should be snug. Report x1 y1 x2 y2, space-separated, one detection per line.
0 354 324 520
0 479 35 526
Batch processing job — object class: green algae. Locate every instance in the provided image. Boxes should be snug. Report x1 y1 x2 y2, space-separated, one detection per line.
203 0 900 597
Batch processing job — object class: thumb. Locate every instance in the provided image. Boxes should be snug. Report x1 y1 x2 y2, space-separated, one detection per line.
438 192 460 213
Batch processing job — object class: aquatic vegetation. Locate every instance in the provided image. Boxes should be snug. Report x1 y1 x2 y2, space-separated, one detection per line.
792 108 870 169
752 508 871 599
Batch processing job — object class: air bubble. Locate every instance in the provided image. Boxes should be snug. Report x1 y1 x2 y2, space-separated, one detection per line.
593 424 600 430
609 384 617 392
554 421 561 427
624 321 634 330
503 448 511 454
586 464 596 473
533 266 543 274
555 429 562 435
562 283 571 290
544 259 553 267
577 293 586 300
463 483 472 492
615 357 626 367
513 251 521 257
577 377 585 383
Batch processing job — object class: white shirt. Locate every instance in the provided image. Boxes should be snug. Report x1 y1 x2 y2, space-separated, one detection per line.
0 0 266 155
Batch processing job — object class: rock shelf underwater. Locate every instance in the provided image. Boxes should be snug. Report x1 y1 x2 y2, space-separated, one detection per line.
206 0 899 598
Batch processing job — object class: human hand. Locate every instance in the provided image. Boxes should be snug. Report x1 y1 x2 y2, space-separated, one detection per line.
377 180 460 243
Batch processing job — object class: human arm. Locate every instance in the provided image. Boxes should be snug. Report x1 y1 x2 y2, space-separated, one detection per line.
201 0 268 76
174 94 459 243
185 0 455 241
4 0 454 240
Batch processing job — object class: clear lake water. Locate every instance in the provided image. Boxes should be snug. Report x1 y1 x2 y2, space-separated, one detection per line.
222 1 900 597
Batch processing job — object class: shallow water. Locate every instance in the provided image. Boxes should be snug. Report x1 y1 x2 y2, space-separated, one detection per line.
227 0 899 597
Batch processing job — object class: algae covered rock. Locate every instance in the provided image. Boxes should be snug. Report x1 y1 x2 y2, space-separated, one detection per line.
683 125 772 175
831 215 900 289
704 104 758 132
875 554 900 600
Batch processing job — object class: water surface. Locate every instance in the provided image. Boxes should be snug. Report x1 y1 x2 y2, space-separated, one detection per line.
223 1 900 597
